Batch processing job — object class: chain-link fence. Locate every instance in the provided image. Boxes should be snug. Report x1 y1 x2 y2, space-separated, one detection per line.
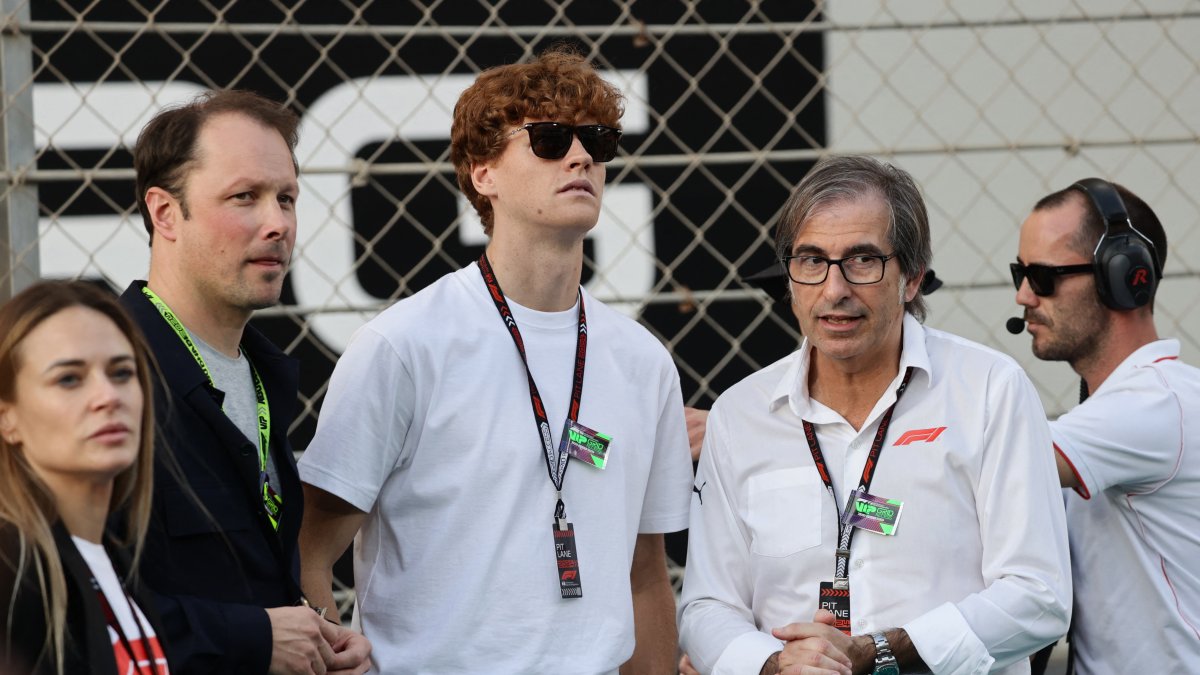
3 0 1199 616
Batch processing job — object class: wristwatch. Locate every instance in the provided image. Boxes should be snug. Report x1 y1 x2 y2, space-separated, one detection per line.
871 631 900 675
299 596 328 619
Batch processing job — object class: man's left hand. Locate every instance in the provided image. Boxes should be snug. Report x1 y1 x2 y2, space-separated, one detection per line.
319 620 372 675
771 609 857 675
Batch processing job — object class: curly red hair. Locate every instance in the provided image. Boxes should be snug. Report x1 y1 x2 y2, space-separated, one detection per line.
450 45 624 235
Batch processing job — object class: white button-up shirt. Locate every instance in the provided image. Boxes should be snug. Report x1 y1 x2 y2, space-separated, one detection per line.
679 315 1071 675
1051 339 1200 675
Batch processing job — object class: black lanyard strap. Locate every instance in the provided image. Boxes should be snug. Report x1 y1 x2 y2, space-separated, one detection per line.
478 254 587 518
802 366 914 582
92 577 155 675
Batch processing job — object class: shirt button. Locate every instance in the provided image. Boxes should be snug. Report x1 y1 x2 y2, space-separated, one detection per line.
854 558 865 569
856 619 868 629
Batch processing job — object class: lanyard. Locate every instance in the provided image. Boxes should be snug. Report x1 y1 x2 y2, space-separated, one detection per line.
802 366 913 584
92 578 156 675
477 254 586 521
141 287 280 530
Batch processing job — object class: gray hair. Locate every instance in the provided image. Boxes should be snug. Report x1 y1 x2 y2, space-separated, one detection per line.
774 155 932 321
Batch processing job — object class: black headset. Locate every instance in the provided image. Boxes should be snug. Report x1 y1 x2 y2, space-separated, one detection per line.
1070 178 1161 310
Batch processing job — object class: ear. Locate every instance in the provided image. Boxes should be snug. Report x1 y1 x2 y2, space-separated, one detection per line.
144 187 183 243
471 161 499 200
903 267 924 304
0 401 19 446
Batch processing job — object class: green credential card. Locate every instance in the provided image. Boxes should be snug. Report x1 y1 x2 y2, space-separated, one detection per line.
562 420 612 470
843 489 904 536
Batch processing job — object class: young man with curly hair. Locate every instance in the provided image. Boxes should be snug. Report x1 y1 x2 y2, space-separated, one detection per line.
297 46 693 674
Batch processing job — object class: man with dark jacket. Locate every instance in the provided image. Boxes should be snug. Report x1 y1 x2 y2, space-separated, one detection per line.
122 89 369 674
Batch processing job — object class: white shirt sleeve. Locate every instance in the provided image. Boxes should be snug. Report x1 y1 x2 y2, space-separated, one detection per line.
637 363 694 534
903 366 1071 673
1050 367 1182 496
298 326 415 512
678 402 783 675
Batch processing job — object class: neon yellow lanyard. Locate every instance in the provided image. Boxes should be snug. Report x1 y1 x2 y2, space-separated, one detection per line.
141 287 281 529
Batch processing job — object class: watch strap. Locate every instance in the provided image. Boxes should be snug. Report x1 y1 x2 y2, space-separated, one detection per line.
871 630 899 674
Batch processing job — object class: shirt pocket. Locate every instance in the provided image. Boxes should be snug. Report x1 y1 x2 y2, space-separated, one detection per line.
746 467 823 557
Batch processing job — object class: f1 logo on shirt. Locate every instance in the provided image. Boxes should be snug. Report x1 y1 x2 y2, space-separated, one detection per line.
893 427 947 446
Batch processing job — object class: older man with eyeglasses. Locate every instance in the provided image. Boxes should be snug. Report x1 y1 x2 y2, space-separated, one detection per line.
678 155 1071 675
1014 180 1200 675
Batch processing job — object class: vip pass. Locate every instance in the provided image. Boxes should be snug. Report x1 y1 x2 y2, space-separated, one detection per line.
564 421 612 470
843 490 904 536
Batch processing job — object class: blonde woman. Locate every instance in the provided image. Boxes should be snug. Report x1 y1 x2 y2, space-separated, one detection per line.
0 281 169 674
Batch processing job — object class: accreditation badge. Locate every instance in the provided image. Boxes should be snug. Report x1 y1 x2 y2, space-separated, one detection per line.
260 471 282 529
562 420 612 470
818 581 852 635
552 520 583 599
842 489 904 536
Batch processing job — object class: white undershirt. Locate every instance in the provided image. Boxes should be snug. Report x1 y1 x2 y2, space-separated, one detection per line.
72 536 169 674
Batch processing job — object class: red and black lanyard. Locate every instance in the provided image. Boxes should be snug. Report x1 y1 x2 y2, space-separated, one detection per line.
478 253 587 522
92 578 157 675
802 366 914 587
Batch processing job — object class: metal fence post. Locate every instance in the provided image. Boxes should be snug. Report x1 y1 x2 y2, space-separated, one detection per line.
0 0 36 301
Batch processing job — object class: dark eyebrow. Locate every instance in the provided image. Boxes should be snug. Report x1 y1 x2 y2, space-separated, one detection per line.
227 178 299 196
43 353 135 375
790 243 886 257
790 244 827 257
43 358 85 374
1017 257 1071 268
843 243 887 256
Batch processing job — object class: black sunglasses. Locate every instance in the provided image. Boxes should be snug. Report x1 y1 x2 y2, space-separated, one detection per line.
1009 262 1093 297
508 122 622 163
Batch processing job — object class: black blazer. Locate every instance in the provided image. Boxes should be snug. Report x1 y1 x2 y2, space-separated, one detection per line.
1 522 167 675
120 282 305 674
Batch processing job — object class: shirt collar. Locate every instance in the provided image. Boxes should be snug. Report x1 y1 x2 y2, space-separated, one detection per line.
769 313 933 418
1095 338 1181 395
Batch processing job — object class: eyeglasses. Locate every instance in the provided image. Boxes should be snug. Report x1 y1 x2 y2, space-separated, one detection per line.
1009 262 1092 297
779 253 896 285
507 122 622 163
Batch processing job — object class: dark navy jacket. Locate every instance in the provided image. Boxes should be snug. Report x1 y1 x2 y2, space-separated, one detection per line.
121 281 304 674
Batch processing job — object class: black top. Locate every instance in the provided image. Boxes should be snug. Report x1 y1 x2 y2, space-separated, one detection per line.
0 521 166 674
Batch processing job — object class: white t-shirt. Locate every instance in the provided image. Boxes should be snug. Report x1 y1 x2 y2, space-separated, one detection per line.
1050 339 1200 675
299 263 693 675
679 314 1071 675
72 536 169 675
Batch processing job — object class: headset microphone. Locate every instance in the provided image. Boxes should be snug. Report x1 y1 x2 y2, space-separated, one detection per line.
1005 317 1026 335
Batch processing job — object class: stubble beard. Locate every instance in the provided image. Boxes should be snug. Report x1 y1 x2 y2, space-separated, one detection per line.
224 263 287 313
1031 295 1108 366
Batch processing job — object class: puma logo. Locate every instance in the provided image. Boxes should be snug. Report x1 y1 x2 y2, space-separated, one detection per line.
692 481 708 505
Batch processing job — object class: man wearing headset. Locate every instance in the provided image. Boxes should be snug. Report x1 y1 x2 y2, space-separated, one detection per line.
1013 179 1200 674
